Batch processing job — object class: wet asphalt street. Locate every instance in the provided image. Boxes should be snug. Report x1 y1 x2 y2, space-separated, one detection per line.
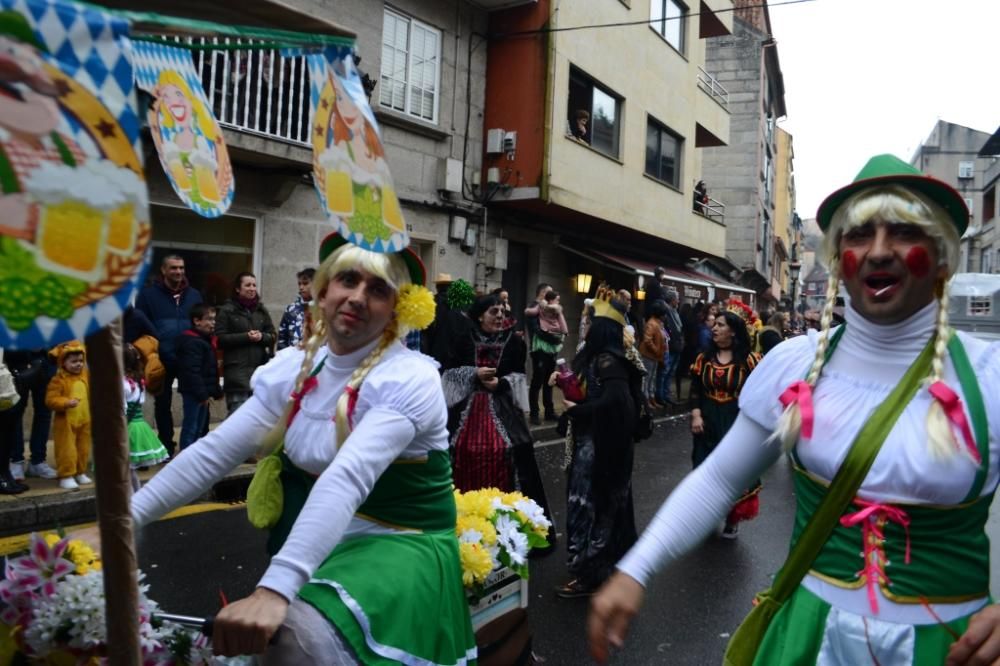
135 417 1000 665
137 416 800 665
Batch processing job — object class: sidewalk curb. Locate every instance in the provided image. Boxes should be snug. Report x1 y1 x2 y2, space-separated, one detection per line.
0 467 256 538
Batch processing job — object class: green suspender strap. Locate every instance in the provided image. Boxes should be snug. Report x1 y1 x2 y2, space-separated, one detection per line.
949 334 990 501
723 333 938 666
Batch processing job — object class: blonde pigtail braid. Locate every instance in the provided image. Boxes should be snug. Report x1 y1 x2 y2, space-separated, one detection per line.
774 264 841 451
333 317 402 450
926 281 961 460
256 314 328 457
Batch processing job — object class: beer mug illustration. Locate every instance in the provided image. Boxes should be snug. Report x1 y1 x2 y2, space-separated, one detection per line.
319 149 354 215
381 184 405 233
27 162 112 282
191 150 220 203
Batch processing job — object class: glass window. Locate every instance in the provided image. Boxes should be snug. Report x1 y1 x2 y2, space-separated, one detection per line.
380 10 441 123
567 66 623 159
649 0 687 53
644 117 682 186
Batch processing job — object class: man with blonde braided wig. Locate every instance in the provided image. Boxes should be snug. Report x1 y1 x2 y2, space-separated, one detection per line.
80 232 476 664
587 155 1000 665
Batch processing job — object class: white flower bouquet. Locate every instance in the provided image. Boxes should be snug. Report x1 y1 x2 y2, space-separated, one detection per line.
0 533 238 665
454 489 551 591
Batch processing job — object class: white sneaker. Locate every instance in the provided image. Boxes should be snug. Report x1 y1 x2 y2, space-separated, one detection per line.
27 462 58 479
59 477 80 490
74 474 92 485
9 462 24 481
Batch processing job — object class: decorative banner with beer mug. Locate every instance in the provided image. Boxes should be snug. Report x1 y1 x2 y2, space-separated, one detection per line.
0 1 151 349
305 46 408 252
132 41 234 218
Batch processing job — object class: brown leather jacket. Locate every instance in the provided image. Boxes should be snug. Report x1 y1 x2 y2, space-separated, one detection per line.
638 317 666 362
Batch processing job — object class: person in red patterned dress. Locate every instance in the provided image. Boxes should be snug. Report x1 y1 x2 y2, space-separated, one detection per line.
689 309 761 538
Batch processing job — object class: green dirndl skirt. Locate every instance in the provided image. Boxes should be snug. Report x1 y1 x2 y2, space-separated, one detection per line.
127 412 169 468
751 584 982 666
299 531 477 665
276 451 477 665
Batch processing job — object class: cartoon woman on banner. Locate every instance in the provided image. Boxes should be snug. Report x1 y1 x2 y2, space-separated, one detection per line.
0 10 150 335
147 69 233 215
313 55 406 251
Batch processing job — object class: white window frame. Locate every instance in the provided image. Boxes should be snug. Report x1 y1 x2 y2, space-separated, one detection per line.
380 9 442 124
964 197 975 215
649 0 687 53
968 295 992 316
959 160 975 179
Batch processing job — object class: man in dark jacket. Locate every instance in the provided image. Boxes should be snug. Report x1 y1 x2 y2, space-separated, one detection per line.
175 304 223 450
643 267 667 319
658 289 685 405
136 254 203 454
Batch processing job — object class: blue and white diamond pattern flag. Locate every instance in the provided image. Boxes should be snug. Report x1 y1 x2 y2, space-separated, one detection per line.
0 0 150 349
132 40 234 218
303 46 408 253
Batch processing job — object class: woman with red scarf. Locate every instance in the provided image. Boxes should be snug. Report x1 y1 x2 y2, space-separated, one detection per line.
215 271 275 414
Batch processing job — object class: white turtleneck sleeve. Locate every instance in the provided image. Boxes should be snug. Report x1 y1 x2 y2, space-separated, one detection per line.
617 299 1000 591
616 413 778 586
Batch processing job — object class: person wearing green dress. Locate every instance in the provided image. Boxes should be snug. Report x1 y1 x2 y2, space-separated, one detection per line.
122 343 168 491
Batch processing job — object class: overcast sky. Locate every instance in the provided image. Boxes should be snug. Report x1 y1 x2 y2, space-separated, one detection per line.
767 0 1000 220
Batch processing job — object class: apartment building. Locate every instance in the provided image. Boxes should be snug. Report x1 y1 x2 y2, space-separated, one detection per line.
772 126 795 303
140 0 489 316
700 0 787 305
977 126 1000 273
482 0 752 333
910 120 991 273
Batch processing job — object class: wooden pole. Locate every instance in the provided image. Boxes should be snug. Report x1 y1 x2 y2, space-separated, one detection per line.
85 321 141 665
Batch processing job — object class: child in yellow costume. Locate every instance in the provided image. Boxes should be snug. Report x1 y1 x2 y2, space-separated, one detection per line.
45 341 92 490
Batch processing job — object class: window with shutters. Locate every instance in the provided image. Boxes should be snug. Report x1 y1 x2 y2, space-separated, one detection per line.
380 10 441 124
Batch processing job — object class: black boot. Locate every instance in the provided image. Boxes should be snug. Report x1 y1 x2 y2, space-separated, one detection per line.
0 469 29 495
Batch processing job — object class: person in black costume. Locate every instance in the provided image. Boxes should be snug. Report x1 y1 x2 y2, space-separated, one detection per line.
442 294 557 554
555 287 645 597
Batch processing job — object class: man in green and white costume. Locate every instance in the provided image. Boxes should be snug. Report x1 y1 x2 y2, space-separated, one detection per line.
587 155 1000 665
129 230 477 664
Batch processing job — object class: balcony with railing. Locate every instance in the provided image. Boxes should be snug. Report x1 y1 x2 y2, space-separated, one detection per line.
158 36 316 163
696 66 729 109
695 196 725 224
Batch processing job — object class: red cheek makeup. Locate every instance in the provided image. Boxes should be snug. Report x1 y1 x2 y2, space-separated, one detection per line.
905 247 931 278
841 250 859 279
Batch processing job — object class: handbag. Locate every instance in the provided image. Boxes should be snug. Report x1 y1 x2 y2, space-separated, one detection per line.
723 334 938 666
0 349 21 412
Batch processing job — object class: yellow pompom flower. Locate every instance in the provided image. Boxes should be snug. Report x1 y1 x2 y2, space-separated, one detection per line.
395 284 436 331
459 541 494 587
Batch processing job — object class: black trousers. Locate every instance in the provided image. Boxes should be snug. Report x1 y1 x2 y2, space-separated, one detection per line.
528 350 556 417
153 365 177 455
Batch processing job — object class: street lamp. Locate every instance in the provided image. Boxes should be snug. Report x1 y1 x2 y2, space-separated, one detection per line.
788 260 801 315
573 273 593 294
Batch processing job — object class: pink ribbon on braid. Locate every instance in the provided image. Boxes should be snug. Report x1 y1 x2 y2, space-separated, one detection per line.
928 381 981 464
779 380 815 439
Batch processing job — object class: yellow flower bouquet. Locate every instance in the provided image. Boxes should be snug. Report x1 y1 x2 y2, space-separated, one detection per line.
454 488 551 590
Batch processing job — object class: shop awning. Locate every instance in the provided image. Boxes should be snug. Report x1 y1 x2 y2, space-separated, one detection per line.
560 244 754 295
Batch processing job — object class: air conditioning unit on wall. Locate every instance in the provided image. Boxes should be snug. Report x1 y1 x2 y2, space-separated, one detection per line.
485 237 508 270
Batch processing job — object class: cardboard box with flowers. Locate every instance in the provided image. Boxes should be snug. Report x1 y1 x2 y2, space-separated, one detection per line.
454 488 550 630
0 533 245 665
